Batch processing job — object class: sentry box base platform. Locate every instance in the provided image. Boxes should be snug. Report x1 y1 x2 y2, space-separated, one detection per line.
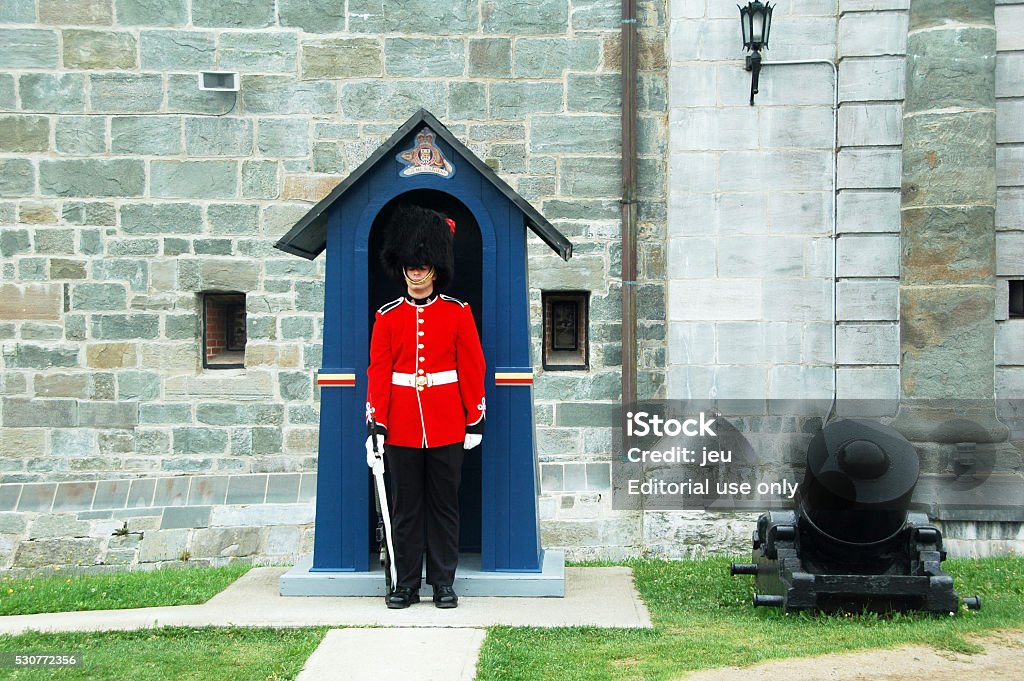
280 549 565 597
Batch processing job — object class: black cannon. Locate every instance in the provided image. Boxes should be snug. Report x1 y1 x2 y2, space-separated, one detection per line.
731 419 981 613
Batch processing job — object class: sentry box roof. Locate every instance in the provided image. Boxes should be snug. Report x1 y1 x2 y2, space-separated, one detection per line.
273 109 572 262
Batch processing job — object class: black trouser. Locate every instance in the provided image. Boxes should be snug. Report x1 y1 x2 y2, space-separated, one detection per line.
385 442 464 590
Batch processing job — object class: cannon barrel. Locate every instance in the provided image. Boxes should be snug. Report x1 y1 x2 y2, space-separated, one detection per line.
798 419 919 548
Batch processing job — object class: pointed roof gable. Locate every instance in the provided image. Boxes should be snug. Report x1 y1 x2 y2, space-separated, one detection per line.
273 109 572 261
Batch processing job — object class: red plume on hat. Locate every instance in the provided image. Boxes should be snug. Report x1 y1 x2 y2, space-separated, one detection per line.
380 203 455 291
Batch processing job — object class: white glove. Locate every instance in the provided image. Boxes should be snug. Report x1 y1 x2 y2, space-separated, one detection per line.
464 433 482 450
365 435 385 468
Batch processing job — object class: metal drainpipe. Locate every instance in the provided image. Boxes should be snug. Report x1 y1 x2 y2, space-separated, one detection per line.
621 0 639 407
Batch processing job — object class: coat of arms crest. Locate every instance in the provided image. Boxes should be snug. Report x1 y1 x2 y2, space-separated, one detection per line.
396 128 455 179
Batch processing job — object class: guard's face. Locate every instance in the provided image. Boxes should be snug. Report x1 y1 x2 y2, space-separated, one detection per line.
404 264 432 280
403 264 436 294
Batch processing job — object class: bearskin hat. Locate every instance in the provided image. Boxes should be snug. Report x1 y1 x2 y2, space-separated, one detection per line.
379 203 455 292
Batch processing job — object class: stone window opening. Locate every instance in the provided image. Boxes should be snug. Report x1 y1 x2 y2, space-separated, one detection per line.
1010 281 1024 319
542 291 589 371
203 292 247 369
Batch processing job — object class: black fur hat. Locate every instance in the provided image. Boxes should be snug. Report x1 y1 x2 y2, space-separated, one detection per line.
379 203 455 292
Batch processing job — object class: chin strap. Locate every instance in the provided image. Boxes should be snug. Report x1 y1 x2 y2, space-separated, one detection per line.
403 267 435 287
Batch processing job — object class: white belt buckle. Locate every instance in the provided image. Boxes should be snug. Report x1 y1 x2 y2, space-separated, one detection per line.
416 375 428 388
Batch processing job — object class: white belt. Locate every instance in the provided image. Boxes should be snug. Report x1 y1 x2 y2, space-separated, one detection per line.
392 370 458 388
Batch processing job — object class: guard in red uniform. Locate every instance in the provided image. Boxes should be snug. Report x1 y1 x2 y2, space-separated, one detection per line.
365 203 485 609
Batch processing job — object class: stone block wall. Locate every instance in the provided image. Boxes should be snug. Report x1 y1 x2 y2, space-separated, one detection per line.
0 0 670 565
667 0 838 405
833 0 908 405
661 0 1024 558
3 0 1019 566
527 0 671 560
0 472 316 569
668 0 1024 407
995 1 1024 433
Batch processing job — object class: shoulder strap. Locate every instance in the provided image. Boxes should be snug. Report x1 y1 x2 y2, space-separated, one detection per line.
377 297 403 315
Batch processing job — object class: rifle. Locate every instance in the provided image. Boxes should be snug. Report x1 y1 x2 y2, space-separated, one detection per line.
369 417 398 592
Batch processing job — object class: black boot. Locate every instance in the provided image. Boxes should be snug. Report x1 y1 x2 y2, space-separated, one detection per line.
386 586 420 609
433 585 458 609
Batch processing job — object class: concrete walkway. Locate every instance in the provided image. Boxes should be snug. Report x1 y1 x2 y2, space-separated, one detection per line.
0 566 651 634
0 566 652 680
0 561 647 630
296 628 487 681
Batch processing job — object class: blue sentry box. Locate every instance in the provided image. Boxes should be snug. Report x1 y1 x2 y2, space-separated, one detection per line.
275 110 571 589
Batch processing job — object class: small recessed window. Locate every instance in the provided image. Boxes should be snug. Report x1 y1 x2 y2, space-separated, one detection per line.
203 292 246 369
543 291 589 371
1011 281 1024 319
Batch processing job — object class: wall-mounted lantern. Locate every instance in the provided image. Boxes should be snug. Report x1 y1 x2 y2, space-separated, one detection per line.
739 1 774 106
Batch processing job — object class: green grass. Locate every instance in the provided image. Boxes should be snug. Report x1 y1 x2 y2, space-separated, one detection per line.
0 558 1021 680
0 563 252 616
475 556 1024 681
0 627 327 681
0 564 320 681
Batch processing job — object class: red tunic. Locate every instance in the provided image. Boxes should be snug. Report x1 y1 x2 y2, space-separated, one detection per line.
366 294 486 448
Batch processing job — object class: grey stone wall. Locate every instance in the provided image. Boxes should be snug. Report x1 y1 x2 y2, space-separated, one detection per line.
995 1 1024 430
938 520 1024 557
2 0 1019 565
834 0 907 405
667 0 838 406
517 0 671 559
662 0 1024 558
892 0 1004 447
0 472 316 569
0 0 670 565
667 2 1024 423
